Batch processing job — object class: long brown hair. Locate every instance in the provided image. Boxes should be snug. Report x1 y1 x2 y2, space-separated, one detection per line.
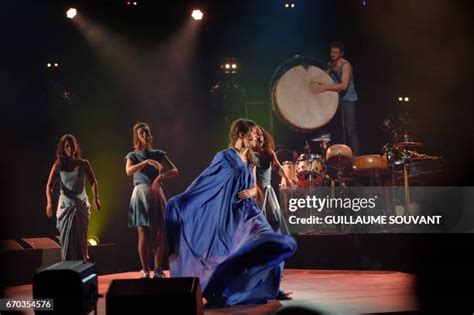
228 118 257 165
132 122 152 151
55 134 82 170
259 127 275 158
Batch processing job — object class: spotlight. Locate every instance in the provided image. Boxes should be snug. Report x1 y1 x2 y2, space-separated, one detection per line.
362 0 368 5
87 236 100 246
47 63 52 68
285 3 289 8
66 8 77 19
291 3 295 8
398 97 403 102
221 58 238 74
191 9 204 20
404 97 409 102
133 1 138 5
54 63 59 67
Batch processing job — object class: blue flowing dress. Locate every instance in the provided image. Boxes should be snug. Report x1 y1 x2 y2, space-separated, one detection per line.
166 148 297 307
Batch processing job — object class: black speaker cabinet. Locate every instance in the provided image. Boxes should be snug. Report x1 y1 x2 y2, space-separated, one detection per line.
33 261 98 315
106 277 203 315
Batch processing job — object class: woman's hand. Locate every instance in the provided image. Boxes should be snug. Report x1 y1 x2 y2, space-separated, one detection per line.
46 203 53 218
286 175 295 187
152 175 163 192
238 189 253 200
146 159 162 170
93 197 101 211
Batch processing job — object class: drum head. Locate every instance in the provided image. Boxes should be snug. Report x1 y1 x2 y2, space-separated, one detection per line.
271 56 339 132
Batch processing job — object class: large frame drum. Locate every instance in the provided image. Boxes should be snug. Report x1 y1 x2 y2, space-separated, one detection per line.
271 56 339 132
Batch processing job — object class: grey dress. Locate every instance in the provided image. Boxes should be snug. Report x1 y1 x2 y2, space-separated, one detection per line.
56 162 91 261
256 154 289 235
125 149 167 227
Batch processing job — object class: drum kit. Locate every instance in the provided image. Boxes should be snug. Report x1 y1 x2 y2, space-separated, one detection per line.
279 135 353 187
271 55 443 189
279 138 442 189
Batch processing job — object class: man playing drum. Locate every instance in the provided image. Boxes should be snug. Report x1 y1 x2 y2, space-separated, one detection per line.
310 42 360 156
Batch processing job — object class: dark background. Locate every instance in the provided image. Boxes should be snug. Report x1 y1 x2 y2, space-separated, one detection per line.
1 0 474 278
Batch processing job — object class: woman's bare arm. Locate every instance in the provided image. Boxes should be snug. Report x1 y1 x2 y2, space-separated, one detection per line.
84 160 101 210
45 164 59 217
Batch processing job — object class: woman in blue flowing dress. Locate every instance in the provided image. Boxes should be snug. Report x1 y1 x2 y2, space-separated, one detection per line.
166 119 297 307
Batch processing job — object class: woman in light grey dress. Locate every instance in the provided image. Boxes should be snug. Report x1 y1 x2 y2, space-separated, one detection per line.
254 127 294 300
254 127 292 234
45 134 100 261
125 122 178 278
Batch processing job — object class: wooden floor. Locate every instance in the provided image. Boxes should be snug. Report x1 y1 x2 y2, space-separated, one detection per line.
4 269 417 314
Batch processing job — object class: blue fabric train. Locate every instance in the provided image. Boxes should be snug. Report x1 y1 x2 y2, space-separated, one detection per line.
166 148 297 307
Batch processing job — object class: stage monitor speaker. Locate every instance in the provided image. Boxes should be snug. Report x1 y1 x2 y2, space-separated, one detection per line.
22 237 60 249
0 239 23 251
106 277 203 315
33 261 98 315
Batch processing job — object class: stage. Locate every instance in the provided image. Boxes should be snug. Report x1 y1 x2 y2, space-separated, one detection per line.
4 269 416 314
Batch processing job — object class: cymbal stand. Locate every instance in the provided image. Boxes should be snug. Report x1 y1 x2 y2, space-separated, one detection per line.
308 154 314 188
402 156 411 213
386 147 398 217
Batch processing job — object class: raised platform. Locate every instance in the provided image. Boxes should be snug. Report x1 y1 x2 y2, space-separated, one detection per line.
4 269 417 314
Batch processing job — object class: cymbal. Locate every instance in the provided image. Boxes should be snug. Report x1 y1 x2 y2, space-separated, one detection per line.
311 133 331 142
394 141 422 149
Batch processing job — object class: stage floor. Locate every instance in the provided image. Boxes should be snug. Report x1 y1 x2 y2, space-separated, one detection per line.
4 269 417 314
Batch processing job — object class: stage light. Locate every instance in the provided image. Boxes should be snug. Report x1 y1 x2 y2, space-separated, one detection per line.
404 97 409 102
291 3 295 8
221 59 238 74
47 62 59 68
398 97 403 102
191 9 203 20
87 236 100 246
66 8 77 19
285 3 289 8
362 0 368 6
